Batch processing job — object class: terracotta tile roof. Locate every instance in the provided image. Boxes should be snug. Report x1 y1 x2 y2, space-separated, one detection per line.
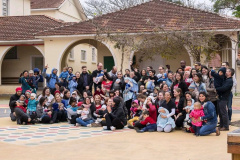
0 15 67 41
36 0 240 37
31 0 65 9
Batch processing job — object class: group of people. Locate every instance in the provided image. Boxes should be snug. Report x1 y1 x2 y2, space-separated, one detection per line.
9 60 236 136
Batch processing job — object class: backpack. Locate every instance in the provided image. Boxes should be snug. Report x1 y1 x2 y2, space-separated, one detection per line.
46 74 59 83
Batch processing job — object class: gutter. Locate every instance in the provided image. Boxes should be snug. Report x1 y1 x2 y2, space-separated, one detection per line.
31 8 58 11
0 39 44 45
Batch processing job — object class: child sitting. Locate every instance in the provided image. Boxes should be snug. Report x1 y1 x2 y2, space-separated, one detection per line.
184 99 194 123
189 102 205 136
76 107 92 127
128 100 142 128
157 107 175 132
136 111 157 133
211 67 226 88
59 67 69 87
27 93 38 120
16 95 27 114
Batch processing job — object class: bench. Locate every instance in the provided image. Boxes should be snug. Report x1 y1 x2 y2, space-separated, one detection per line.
1 77 20 85
228 129 240 160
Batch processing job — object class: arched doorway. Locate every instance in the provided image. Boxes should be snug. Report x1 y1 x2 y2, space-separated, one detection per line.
1 45 44 85
132 45 191 72
60 39 117 73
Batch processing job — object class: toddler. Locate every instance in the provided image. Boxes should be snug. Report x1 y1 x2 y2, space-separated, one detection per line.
94 70 104 84
189 102 205 136
128 100 142 128
16 95 27 113
28 70 36 93
59 67 69 87
136 111 157 133
184 99 194 123
27 93 38 120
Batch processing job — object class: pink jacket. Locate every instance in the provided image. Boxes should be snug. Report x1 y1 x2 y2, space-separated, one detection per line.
189 109 205 127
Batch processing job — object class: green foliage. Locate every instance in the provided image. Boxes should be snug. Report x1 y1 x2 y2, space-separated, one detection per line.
211 0 240 17
233 5 240 17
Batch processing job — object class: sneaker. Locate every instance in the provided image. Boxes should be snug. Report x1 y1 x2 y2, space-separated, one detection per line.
216 127 220 136
49 120 54 124
136 130 144 133
128 125 134 129
76 123 80 127
148 129 155 132
103 126 108 130
87 124 92 127
220 127 229 131
110 126 116 131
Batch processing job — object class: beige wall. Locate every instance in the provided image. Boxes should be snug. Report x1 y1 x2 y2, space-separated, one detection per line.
65 43 97 73
8 0 31 16
97 43 113 66
1 46 43 77
58 0 81 22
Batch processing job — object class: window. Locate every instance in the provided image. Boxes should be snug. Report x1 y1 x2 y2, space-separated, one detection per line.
2 0 9 16
81 50 86 61
92 48 96 62
4 46 17 59
69 49 74 60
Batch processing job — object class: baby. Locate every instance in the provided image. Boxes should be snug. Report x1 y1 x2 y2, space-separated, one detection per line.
156 107 175 132
77 107 90 121
93 105 107 123
94 70 104 84
59 66 69 87
184 100 194 123
16 95 27 113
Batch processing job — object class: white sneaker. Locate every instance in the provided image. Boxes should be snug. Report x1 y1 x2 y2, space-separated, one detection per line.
87 124 91 127
110 126 116 131
76 123 80 127
103 126 108 130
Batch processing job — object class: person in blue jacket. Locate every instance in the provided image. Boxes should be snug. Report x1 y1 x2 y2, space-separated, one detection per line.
42 64 59 93
33 68 44 90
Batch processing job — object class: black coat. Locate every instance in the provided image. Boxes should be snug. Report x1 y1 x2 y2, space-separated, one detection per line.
9 93 20 113
109 104 127 125
172 97 185 114
216 77 233 101
77 73 93 94
171 81 188 97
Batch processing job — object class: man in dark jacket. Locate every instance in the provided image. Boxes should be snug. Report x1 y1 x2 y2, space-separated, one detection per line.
216 68 234 131
9 87 22 121
77 66 93 95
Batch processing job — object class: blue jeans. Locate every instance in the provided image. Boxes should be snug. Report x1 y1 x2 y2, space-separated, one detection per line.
142 124 157 132
227 92 233 121
199 121 217 136
76 118 94 127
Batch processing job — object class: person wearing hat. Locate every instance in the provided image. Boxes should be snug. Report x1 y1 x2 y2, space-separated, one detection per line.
28 70 37 93
9 87 23 121
102 96 127 130
33 68 44 91
42 64 59 93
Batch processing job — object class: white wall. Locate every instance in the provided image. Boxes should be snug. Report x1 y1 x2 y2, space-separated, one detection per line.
8 0 31 16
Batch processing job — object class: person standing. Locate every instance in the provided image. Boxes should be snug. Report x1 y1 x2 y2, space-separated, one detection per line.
92 63 104 91
78 66 93 95
180 60 186 71
42 64 59 93
216 68 234 131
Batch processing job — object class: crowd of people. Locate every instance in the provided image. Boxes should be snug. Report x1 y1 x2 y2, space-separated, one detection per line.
9 60 236 136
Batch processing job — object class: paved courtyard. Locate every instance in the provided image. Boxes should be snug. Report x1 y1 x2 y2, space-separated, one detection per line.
0 98 239 160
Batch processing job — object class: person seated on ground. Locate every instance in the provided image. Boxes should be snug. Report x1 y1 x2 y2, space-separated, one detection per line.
66 97 79 124
52 94 67 123
38 87 55 107
136 110 157 133
15 95 34 125
157 107 176 133
36 97 53 124
183 99 194 124
9 87 23 121
102 96 127 131
127 100 142 129
25 90 32 105
76 107 94 127
189 102 205 136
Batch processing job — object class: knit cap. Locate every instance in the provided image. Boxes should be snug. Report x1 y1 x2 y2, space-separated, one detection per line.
31 93 36 99
16 87 22 92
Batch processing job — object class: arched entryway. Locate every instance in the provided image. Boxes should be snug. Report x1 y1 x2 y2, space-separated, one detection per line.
1 45 44 85
59 39 117 72
132 45 191 72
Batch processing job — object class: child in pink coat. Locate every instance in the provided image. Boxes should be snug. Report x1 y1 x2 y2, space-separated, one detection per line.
190 102 205 136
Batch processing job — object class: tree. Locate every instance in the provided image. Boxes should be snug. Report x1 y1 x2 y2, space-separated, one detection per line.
211 0 240 17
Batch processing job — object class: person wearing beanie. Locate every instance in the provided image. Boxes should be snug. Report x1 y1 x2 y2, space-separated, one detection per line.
9 87 23 121
33 68 44 91
102 96 127 131
27 93 39 121
211 67 226 90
